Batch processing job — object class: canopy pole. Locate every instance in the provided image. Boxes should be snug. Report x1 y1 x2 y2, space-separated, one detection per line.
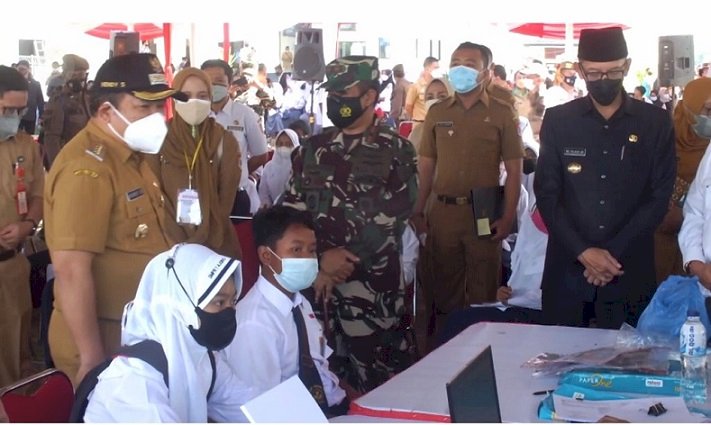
565 22 575 58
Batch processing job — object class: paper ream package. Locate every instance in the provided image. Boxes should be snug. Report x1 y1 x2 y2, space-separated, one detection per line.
559 369 681 397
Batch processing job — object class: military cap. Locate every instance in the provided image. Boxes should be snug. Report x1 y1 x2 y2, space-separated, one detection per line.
578 27 628 62
62 54 90 73
319 56 379 91
92 53 186 101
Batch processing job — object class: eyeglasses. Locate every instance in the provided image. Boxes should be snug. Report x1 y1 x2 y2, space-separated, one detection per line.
581 66 625 82
0 106 28 118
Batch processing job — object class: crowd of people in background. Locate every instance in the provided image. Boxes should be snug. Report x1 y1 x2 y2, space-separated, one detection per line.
4 25 711 422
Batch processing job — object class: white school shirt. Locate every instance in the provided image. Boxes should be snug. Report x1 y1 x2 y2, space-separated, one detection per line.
223 276 346 407
211 100 268 189
680 143 711 266
84 355 253 423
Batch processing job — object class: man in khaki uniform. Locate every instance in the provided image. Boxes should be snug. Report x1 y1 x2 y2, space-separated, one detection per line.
44 53 185 384
404 56 440 123
0 66 44 387
42 54 91 169
413 42 523 333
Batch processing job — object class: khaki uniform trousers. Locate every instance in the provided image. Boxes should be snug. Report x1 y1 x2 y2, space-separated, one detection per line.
0 255 32 387
426 200 501 316
48 310 121 386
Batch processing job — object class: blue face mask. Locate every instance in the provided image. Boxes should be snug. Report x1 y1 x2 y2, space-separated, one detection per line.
693 114 711 139
448 65 480 94
0 115 20 141
268 248 319 293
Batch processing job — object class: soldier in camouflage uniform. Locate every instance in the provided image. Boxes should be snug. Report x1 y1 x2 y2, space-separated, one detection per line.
280 56 418 394
41 54 90 169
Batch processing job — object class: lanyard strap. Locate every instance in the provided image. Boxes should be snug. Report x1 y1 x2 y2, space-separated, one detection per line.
183 135 205 189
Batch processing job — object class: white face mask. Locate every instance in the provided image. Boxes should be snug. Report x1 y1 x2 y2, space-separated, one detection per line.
425 98 440 112
175 98 211 126
106 103 167 154
431 68 444 79
276 146 293 159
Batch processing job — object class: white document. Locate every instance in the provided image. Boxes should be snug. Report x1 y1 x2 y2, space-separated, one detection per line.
552 394 705 423
469 301 509 312
240 375 328 423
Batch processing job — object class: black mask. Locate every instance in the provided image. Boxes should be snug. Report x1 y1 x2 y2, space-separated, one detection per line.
68 78 84 93
586 79 623 106
327 94 365 129
563 75 577 87
189 306 236 351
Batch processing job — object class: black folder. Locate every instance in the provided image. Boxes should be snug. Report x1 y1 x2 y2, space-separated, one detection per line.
470 186 515 238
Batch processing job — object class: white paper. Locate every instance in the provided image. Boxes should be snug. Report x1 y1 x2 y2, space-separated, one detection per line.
240 375 328 423
469 301 509 312
506 290 541 311
552 394 705 423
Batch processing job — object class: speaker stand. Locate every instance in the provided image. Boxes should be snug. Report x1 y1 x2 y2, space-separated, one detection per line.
308 81 316 135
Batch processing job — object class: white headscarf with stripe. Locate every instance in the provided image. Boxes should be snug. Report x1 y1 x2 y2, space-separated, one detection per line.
121 243 242 422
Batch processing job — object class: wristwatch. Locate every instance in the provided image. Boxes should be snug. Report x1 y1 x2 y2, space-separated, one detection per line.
22 218 38 235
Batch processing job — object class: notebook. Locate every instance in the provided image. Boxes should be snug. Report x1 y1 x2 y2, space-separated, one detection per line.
446 345 502 423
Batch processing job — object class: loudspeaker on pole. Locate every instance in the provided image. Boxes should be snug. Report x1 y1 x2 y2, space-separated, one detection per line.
658 35 694 87
293 29 325 81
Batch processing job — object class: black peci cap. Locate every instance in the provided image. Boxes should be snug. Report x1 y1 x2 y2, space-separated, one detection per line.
578 27 628 63
92 53 186 101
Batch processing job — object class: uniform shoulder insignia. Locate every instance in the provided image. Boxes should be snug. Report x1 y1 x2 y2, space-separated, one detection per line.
84 144 105 162
73 168 99 178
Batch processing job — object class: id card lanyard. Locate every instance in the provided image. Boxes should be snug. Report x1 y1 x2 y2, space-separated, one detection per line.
176 133 204 225
15 160 28 215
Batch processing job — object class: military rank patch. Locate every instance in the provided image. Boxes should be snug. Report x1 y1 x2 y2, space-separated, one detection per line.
73 169 99 178
85 145 105 162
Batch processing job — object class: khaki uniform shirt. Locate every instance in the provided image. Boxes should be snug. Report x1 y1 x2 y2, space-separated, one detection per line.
419 89 524 196
405 77 429 121
44 120 172 321
0 132 44 229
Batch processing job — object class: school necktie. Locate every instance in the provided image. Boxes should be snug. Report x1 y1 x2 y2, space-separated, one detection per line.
292 305 328 410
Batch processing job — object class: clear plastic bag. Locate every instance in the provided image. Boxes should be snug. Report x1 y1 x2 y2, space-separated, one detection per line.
523 324 677 376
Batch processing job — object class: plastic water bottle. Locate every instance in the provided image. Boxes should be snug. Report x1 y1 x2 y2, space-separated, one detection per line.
680 314 708 405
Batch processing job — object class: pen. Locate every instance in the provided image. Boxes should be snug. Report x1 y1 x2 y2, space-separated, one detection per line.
532 389 554 396
620 145 625 161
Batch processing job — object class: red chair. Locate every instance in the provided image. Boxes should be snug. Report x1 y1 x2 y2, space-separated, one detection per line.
234 220 259 300
398 120 414 138
0 368 74 423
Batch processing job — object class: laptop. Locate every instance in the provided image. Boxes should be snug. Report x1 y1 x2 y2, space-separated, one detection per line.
446 345 502 423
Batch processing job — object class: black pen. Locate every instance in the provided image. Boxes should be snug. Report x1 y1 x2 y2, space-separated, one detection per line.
533 389 554 396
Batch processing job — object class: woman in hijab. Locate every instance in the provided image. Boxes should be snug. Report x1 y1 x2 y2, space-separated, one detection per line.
148 67 242 258
657 78 711 283
408 77 453 152
84 243 253 422
258 129 300 208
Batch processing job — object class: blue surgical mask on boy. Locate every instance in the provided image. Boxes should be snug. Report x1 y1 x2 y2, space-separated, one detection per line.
267 248 319 293
448 65 480 94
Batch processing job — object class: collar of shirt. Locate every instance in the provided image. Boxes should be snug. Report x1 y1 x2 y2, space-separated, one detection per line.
85 119 135 163
445 86 490 109
255 275 303 317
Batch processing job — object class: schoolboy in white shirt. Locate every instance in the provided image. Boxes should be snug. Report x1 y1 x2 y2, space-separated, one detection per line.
223 205 348 416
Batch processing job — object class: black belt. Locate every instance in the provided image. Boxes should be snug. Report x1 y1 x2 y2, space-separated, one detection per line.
0 249 17 262
436 195 472 205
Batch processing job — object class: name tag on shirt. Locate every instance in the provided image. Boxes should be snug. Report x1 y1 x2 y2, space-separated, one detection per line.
126 188 144 201
563 147 587 157
435 121 454 128
227 125 245 132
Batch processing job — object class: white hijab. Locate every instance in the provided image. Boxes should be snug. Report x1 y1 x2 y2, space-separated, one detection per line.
263 129 300 203
121 243 243 422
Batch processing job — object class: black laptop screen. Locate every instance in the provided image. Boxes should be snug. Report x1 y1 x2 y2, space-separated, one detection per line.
446 345 502 423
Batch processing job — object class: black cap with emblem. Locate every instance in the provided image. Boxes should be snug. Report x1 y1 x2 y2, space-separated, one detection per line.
91 53 187 101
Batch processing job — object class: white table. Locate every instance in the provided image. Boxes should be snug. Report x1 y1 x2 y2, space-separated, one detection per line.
349 322 620 422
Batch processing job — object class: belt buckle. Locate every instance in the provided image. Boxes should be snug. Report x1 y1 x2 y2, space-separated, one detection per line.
455 197 468 205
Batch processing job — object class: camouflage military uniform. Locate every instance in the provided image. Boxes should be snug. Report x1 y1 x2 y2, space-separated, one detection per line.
280 56 418 393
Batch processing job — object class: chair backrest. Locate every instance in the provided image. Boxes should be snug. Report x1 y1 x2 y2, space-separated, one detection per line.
234 220 259 299
0 368 74 423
